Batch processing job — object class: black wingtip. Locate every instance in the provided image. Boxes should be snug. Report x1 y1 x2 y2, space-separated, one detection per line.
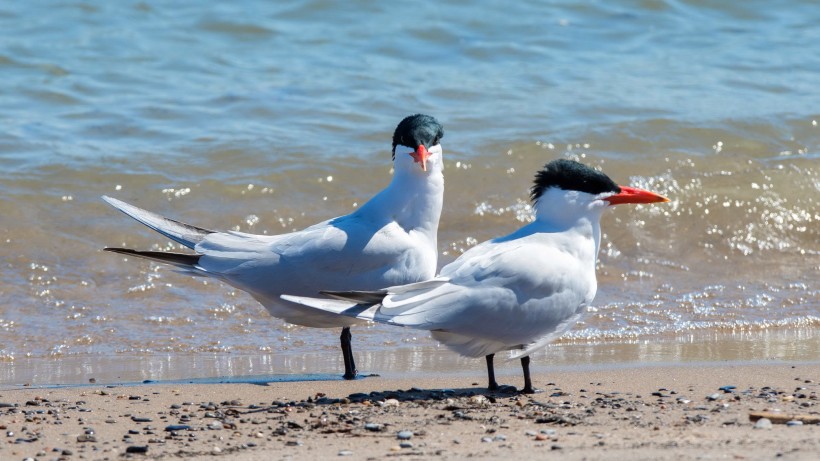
320 289 389 304
104 247 201 267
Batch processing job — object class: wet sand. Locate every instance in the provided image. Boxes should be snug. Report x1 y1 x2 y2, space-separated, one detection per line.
1 362 818 460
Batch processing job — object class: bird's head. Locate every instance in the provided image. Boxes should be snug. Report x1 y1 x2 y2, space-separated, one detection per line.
391 114 444 174
530 159 669 223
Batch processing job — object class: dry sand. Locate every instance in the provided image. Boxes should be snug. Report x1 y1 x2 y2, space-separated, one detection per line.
1 362 818 460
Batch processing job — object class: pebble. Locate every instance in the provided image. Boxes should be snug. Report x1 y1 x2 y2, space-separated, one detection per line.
338 450 354 456
131 416 153 423
786 420 803 427
400 442 413 449
125 446 149 454
754 418 773 429
706 393 721 401
481 437 493 443
209 421 224 430
397 430 413 440
76 434 97 443
364 423 383 432
382 399 400 407
165 424 191 432
719 385 736 393
493 435 507 442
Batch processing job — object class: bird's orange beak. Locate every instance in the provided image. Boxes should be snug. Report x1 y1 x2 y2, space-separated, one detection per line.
409 144 429 172
605 186 670 205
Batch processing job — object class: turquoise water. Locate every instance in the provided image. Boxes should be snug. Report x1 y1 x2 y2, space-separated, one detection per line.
0 1 817 383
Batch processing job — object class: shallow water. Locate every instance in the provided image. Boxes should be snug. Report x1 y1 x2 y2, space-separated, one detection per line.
1 1 817 384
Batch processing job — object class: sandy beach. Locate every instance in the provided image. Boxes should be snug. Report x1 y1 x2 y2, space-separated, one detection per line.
1 362 817 460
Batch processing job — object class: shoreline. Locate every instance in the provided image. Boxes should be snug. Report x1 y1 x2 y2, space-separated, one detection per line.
1 362 818 460
3 328 817 388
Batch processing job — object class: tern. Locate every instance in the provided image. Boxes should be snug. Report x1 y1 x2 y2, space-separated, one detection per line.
282 159 669 393
103 114 445 380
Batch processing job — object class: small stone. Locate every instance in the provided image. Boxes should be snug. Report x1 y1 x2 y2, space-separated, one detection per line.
470 395 488 405
525 430 537 436
131 416 153 423
400 442 413 449
76 434 97 443
754 418 773 429
707 393 721 401
719 385 736 393
397 431 413 440
540 429 557 436
493 435 507 442
383 399 400 407
786 420 803 427
126 446 148 454
285 440 303 446
364 423 383 432
535 434 549 441
212 446 222 454
209 421 224 430
481 437 493 443
165 424 191 432
338 450 353 456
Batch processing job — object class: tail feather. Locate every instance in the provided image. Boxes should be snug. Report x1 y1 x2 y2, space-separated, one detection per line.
104 247 201 270
102 195 216 249
280 294 380 320
320 289 389 304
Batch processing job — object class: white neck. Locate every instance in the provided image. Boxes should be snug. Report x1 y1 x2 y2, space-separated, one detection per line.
532 188 608 268
356 144 444 239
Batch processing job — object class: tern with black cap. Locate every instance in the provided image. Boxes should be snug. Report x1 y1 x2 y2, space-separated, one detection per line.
283 159 669 392
103 114 445 380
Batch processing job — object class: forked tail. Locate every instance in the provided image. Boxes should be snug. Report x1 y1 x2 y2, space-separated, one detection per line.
102 195 216 249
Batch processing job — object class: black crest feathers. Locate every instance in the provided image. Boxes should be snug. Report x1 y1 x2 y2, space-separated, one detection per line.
391 114 444 159
530 159 620 203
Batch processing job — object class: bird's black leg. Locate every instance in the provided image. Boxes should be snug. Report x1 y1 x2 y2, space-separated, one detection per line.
340 327 357 380
485 354 499 391
520 356 536 394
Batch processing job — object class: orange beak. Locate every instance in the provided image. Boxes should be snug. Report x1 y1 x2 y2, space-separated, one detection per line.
604 185 670 205
409 144 430 172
